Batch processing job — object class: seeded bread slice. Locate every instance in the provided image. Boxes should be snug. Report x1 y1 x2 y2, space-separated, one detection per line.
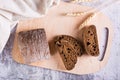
18 29 50 64
54 35 83 70
80 25 99 56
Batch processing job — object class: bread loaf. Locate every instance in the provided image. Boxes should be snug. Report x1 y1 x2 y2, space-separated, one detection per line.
18 29 50 63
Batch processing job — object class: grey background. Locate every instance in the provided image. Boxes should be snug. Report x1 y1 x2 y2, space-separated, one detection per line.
0 0 120 80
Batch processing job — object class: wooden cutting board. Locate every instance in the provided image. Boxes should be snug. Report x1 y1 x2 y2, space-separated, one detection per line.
12 1 113 74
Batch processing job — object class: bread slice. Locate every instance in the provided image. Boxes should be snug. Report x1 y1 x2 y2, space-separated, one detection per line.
18 29 50 64
54 35 83 70
80 25 99 56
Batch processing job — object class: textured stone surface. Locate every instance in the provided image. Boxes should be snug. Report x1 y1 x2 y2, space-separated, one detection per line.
0 0 120 80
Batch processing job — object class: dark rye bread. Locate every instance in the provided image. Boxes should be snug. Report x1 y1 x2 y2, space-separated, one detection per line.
79 25 99 56
54 35 83 70
18 29 50 64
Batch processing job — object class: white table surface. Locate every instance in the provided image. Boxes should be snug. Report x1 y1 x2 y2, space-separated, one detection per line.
0 0 120 80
